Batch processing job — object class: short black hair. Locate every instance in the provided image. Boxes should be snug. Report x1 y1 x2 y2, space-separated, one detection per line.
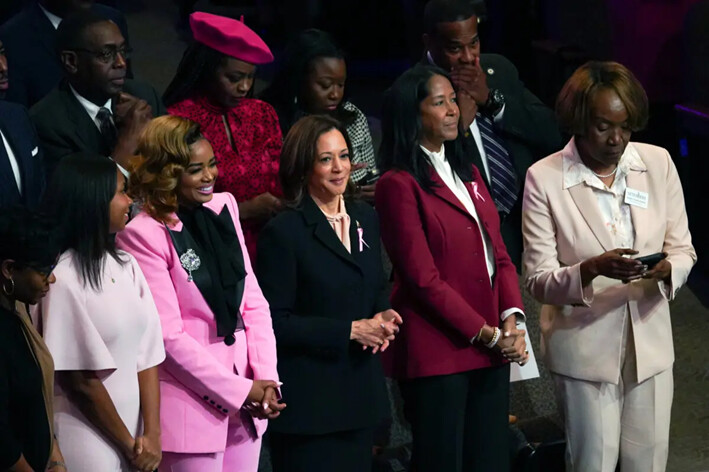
56 10 113 53
42 153 125 291
423 0 485 35
0 206 62 270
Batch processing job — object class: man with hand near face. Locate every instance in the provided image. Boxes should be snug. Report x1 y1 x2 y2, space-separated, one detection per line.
423 0 562 269
30 11 164 180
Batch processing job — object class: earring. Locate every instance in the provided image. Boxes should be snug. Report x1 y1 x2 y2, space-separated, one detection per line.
2 278 14 296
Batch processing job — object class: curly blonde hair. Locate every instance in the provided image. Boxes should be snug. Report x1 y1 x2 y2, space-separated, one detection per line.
129 115 203 223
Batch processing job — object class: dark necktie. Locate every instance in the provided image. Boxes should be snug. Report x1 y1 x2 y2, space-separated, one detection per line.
96 107 118 151
477 113 518 215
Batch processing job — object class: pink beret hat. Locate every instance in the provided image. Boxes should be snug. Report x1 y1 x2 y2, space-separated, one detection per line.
190 11 274 65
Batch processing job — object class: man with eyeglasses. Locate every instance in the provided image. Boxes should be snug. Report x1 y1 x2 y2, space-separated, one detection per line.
30 10 164 180
0 0 130 108
0 39 46 210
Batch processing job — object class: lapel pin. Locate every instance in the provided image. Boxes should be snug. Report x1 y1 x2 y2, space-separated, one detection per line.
487 68 495 75
356 220 370 252
180 248 201 282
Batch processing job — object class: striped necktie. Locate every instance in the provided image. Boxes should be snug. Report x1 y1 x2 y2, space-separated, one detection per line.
477 113 517 214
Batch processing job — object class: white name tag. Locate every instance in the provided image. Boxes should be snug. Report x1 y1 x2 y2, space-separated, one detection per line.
624 188 648 208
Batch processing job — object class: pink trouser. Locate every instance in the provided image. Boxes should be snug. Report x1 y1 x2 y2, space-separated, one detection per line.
160 421 263 472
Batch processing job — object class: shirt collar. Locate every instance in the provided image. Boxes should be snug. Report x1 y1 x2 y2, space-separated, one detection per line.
562 137 647 190
69 85 112 122
38 4 62 29
426 51 437 67
420 144 446 163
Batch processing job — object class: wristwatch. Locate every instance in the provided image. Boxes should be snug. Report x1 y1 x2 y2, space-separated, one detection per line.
484 88 505 117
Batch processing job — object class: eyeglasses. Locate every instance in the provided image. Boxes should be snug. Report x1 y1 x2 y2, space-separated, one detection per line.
73 45 132 64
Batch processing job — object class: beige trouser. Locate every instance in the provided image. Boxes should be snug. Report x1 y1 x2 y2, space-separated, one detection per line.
552 320 673 472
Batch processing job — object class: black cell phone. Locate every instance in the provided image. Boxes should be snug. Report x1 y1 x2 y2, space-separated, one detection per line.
635 252 666 269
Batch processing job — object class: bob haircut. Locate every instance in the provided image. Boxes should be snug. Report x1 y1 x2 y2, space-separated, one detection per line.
42 153 124 291
378 64 471 192
0 206 61 272
129 115 204 224
163 42 254 107
556 60 649 135
260 29 355 133
279 114 355 207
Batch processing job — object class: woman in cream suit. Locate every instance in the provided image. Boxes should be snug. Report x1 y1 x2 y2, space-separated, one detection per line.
522 61 696 472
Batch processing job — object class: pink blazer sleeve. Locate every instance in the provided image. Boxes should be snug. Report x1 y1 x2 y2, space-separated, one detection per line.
117 212 253 414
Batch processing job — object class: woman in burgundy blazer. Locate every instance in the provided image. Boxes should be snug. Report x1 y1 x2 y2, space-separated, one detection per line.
375 64 528 472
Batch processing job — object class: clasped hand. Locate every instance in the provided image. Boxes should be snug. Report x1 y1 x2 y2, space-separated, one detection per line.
125 433 161 472
351 309 403 354
244 380 286 420
583 249 671 284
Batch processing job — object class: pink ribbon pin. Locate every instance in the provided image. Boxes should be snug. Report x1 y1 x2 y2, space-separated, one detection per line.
472 182 485 202
356 221 370 251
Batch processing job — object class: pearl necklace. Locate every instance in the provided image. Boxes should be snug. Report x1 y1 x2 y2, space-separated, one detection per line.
591 166 618 179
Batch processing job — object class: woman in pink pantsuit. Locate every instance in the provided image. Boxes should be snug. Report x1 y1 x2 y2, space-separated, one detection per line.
116 115 282 472
36 154 165 472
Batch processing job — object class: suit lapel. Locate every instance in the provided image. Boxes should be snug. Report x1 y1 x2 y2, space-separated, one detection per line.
0 123 22 200
568 184 615 253
303 196 361 271
624 147 650 251
58 82 110 155
429 166 479 221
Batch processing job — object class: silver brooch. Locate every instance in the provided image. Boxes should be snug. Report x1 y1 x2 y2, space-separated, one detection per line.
179 249 201 282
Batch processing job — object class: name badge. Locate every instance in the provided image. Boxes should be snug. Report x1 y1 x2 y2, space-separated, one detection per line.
624 188 648 208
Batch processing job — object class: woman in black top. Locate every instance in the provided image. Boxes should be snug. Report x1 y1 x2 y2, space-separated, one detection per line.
256 115 402 472
0 207 65 472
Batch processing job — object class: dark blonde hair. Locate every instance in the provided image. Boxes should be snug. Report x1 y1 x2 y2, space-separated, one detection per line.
279 114 355 207
129 115 203 223
556 61 649 135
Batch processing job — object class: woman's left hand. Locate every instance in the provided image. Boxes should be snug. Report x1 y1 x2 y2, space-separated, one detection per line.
497 328 528 365
131 433 161 472
370 309 403 353
641 258 672 283
246 385 287 420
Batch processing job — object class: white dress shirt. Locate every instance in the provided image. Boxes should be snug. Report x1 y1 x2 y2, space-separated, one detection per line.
1 129 22 193
421 145 523 330
38 4 62 29
562 147 641 250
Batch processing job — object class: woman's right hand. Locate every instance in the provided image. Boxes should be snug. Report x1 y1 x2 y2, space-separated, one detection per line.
580 248 643 285
350 318 394 353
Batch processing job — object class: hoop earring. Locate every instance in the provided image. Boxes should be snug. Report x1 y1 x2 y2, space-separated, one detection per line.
2 278 14 296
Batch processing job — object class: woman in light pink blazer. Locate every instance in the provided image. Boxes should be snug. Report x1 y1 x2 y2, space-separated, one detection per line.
116 116 283 472
522 62 696 472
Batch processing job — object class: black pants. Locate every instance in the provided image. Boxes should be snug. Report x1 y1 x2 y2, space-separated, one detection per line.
269 427 374 472
400 364 511 472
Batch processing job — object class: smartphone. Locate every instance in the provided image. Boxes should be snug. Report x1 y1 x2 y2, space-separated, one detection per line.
635 252 666 269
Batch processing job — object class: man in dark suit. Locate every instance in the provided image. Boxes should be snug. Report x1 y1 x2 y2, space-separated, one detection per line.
30 10 164 180
0 39 45 209
0 0 130 108
423 0 562 269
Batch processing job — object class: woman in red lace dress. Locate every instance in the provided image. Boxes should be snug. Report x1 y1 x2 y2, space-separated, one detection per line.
163 12 282 260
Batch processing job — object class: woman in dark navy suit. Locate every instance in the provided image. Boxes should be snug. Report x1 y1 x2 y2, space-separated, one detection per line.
257 114 402 472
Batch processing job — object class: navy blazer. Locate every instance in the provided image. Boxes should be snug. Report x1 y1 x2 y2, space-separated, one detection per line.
256 196 390 435
0 2 130 108
0 100 44 209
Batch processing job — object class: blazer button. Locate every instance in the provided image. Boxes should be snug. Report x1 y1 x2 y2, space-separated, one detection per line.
217 404 222 409
467 226 472 230
203 395 209 400
209 400 215 405
223 408 229 413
